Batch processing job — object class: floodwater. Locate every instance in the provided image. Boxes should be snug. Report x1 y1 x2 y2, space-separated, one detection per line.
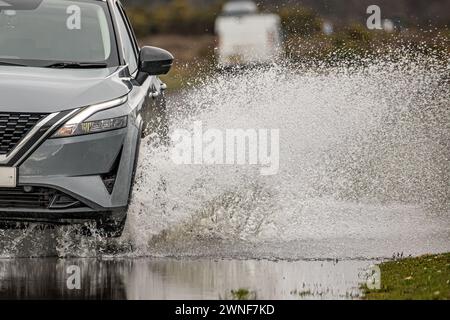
0 48 449 299
0 258 371 299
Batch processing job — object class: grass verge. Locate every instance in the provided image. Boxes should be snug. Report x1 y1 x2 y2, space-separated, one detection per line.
363 253 450 300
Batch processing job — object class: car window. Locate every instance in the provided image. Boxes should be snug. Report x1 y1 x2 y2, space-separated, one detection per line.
0 0 118 67
117 3 139 58
115 3 137 73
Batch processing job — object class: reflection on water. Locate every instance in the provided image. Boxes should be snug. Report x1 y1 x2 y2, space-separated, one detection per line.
0 258 372 299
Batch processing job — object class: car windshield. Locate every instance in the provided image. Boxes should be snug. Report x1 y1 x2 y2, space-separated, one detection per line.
0 0 118 67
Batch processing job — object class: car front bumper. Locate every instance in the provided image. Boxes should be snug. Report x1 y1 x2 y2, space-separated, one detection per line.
0 117 140 224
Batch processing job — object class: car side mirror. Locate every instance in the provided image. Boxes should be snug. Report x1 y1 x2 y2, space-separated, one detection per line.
138 46 174 76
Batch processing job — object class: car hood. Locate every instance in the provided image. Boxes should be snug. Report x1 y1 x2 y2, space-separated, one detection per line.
0 66 131 113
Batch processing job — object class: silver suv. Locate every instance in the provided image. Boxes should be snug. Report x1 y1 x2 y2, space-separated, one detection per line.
0 0 173 237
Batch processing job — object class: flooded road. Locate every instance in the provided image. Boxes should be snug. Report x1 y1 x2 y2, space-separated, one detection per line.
0 258 371 299
0 49 449 299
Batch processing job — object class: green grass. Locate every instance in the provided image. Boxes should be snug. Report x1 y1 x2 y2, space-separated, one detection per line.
363 253 450 300
230 288 257 300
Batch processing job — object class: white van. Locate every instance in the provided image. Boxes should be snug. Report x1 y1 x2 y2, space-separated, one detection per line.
215 1 283 68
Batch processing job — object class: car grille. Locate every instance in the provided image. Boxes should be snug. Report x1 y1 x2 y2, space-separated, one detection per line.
0 186 85 210
0 112 49 155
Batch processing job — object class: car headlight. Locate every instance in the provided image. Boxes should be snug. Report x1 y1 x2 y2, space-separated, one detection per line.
52 96 128 138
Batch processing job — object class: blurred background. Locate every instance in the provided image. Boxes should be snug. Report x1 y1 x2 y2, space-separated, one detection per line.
121 0 450 90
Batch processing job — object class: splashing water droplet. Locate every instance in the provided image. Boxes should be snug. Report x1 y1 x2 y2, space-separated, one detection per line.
1 46 449 259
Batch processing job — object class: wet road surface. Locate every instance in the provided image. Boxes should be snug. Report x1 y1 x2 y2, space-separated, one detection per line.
0 257 372 299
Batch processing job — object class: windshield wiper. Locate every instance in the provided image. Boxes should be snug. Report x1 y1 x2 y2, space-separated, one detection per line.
44 62 108 69
0 61 28 67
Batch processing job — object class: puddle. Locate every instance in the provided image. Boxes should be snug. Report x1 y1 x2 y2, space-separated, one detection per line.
0 258 373 299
